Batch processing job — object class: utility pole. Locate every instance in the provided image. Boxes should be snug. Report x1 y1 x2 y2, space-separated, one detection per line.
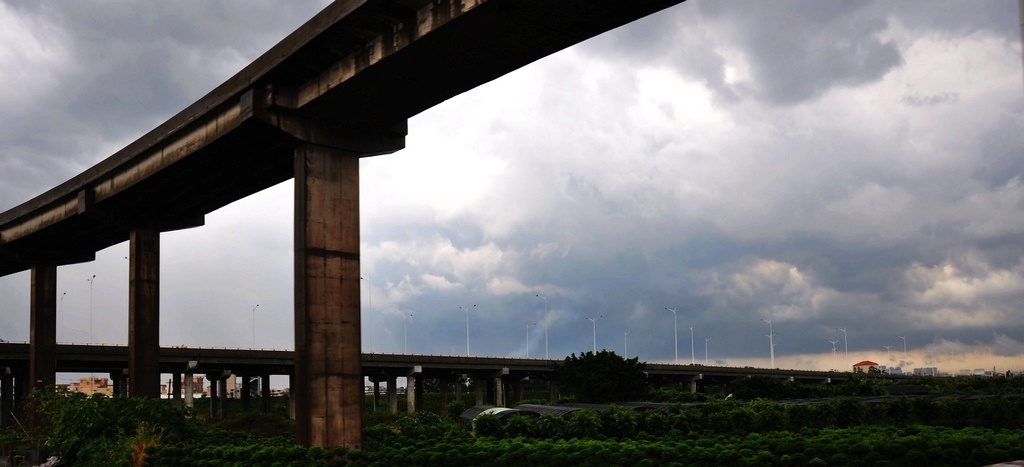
762 319 777 369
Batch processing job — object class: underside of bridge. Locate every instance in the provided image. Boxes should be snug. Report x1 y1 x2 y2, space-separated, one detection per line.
0 0 686 449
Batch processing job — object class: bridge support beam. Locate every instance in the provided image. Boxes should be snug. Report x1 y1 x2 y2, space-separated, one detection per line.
293 143 363 449
29 264 57 394
387 376 398 415
261 374 271 413
406 374 417 414
128 228 160 397
29 266 58 393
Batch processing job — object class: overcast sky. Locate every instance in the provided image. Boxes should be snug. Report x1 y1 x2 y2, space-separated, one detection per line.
1 1 1023 377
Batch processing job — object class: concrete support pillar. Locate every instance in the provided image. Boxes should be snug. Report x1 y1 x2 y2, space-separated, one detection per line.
511 378 523 406
261 375 271 413
439 376 450 415
475 378 484 406
1 368 12 428
208 373 220 420
549 382 559 403
293 144 363 449
111 372 123 396
372 378 381 413
689 380 697 394
220 377 229 418
494 377 504 407
414 377 424 412
171 372 182 410
128 228 160 397
406 374 417 414
241 374 251 412
485 378 495 405
184 374 195 410
455 375 464 404
29 264 57 392
387 376 398 415
288 373 295 420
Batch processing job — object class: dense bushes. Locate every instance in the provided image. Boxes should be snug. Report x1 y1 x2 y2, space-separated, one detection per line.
0 391 198 466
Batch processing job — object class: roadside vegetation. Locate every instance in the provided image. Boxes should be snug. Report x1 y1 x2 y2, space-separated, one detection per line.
2 352 1022 465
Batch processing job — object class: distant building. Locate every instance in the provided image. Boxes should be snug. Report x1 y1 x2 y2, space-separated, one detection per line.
913 367 939 377
853 360 879 373
68 377 113 396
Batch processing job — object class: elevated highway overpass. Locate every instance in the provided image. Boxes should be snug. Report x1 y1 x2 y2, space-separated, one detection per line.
0 0 690 448
0 342 908 424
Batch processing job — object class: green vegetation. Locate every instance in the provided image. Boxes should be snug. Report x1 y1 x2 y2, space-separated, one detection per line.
2 371 1022 465
551 350 649 403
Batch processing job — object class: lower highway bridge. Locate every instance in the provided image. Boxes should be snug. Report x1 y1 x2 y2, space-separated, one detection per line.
0 342 906 426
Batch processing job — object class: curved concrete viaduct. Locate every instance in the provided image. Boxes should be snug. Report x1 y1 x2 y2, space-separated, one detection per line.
0 0 686 449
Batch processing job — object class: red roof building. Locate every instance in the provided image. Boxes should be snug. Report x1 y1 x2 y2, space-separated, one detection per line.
853 360 879 373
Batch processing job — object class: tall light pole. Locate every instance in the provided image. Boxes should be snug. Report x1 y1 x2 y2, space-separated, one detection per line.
705 337 712 366
665 308 678 363
897 335 907 362
404 313 413 354
361 277 372 353
251 304 259 348
624 331 631 358
828 339 839 371
586 315 602 353
526 323 536 358
59 292 67 343
762 318 777 369
689 325 696 365
884 345 894 373
837 327 848 368
460 305 475 356
536 294 549 359
87 275 96 344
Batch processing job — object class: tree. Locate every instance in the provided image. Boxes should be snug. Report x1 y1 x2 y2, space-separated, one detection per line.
551 350 649 403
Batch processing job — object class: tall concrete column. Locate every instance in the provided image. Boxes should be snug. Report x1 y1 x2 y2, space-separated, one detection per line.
455 375 464 404
387 376 398 414
261 374 271 413
208 373 219 420
439 375 450 415
29 264 57 392
241 374 251 412
475 378 484 406
171 372 182 410
293 143 363 449
493 377 504 407
128 228 160 397
184 374 194 410
1 368 12 428
406 374 417 414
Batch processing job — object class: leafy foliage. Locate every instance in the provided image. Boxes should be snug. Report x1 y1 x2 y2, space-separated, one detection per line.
551 350 649 403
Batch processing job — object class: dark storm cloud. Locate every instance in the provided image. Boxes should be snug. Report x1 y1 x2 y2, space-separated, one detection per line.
0 1 330 211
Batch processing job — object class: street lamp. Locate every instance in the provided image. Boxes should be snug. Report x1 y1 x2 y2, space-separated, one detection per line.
828 339 839 370
665 308 678 364
689 325 696 365
251 304 259 348
586 315 602 353
624 331 631 358
87 275 96 344
59 292 67 343
404 313 413 354
536 294 549 359
837 327 848 368
897 335 907 362
884 345 894 373
762 319 777 369
526 323 536 358
361 277 372 353
460 305 475 356
705 337 712 366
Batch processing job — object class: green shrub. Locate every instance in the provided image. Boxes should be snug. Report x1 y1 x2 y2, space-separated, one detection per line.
473 413 503 438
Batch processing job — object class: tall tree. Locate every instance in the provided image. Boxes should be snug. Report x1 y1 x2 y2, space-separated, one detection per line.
552 350 649 403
